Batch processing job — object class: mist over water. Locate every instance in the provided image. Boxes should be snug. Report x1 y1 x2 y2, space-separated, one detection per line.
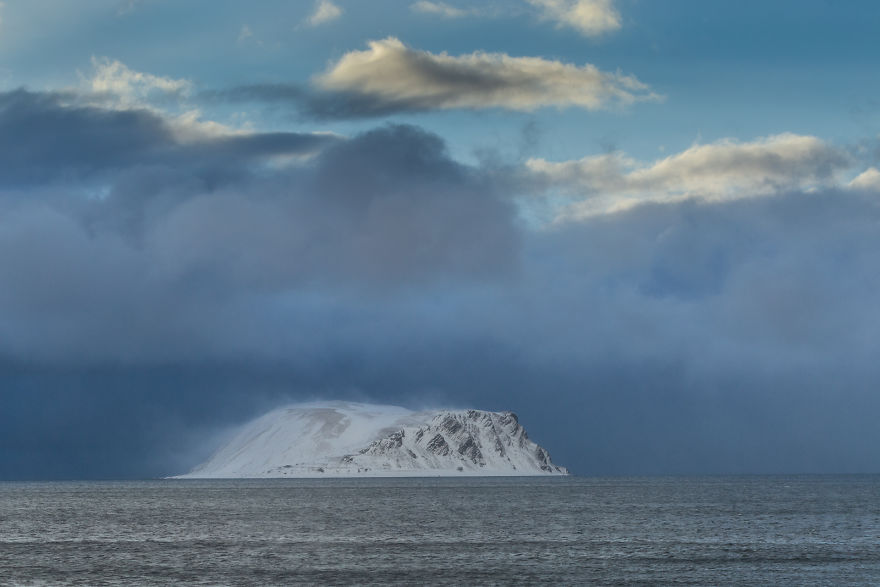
2 476 879 585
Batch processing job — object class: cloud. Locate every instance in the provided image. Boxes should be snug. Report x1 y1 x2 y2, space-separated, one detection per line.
3 88 879 478
0 91 517 319
148 124 520 291
527 0 621 37
849 167 880 191
237 24 253 44
5 174 880 476
80 57 263 142
527 133 853 216
84 56 192 107
0 88 336 188
312 37 659 115
409 0 622 35
116 0 144 16
410 1 478 18
305 0 342 27
0 93 520 369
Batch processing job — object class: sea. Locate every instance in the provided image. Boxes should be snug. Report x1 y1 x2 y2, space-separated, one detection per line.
1 476 879 585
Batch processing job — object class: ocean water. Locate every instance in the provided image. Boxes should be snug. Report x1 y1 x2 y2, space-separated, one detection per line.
1 476 879 585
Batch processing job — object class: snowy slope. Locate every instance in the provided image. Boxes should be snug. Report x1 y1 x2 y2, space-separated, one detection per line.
178 402 568 478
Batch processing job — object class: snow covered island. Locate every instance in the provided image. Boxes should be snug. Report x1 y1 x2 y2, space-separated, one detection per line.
178 402 568 478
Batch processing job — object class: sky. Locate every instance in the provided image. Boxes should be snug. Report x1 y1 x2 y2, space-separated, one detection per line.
1 0 880 479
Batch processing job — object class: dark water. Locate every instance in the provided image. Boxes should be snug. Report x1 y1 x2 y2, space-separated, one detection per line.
1 476 879 585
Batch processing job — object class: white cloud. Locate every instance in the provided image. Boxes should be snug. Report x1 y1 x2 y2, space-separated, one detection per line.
410 1 476 18
849 167 880 192
306 0 342 27
528 0 621 37
237 24 253 44
315 37 658 112
527 133 853 217
116 0 143 16
78 57 248 142
85 56 192 107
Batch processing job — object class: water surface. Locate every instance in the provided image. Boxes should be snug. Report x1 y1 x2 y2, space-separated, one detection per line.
1 476 879 585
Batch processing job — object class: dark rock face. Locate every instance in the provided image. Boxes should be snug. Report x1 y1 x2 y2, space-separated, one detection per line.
361 430 405 454
440 416 463 435
535 447 553 472
494 437 506 457
457 435 484 465
427 433 450 456
498 412 518 426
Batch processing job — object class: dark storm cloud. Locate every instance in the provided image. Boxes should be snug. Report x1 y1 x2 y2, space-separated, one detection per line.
0 88 336 186
2 88 879 478
201 83 428 120
0 89 172 184
0 93 521 363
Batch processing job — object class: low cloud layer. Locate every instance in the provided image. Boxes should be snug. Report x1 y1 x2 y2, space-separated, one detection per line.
312 37 658 115
2 88 879 478
0 89 519 361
